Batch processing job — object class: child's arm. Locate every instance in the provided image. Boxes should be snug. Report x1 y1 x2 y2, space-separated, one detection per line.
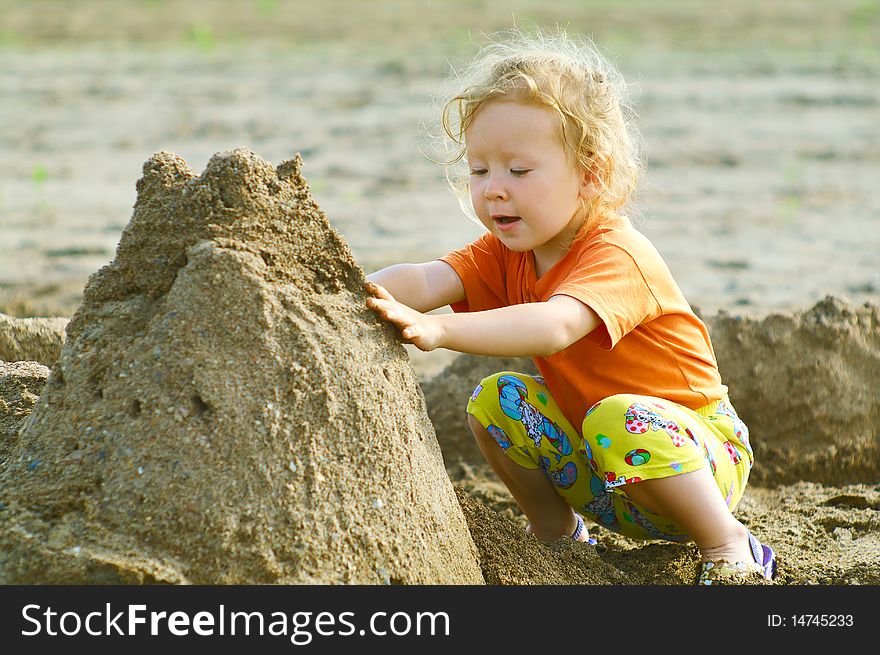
366 262 464 313
366 282 600 357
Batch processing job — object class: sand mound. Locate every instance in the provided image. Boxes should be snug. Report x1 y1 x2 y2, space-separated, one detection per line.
709 297 879 486
0 313 68 366
0 361 50 465
0 148 482 584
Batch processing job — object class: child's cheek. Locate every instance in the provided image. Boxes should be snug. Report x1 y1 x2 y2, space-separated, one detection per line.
469 182 483 201
469 189 486 214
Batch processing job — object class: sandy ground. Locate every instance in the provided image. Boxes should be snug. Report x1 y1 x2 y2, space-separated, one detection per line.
1 1 878 586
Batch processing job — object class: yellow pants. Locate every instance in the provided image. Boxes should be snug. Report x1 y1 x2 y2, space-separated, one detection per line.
467 372 754 541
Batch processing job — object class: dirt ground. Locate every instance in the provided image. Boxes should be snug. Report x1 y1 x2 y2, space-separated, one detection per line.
0 1 878 586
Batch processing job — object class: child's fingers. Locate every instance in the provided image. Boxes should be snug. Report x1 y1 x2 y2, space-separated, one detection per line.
366 297 397 320
381 310 417 335
364 281 395 302
367 297 410 328
374 286 395 302
366 296 392 314
365 289 423 341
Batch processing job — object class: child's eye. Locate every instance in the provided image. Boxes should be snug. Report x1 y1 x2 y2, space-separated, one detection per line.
469 168 487 176
510 169 531 176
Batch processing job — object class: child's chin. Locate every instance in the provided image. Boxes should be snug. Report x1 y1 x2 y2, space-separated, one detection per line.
496 236 532 252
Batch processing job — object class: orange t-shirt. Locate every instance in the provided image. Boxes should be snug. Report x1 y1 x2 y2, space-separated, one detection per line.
440 213 727 432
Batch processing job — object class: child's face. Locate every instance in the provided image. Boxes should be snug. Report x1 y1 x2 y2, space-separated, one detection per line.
465 99 594 267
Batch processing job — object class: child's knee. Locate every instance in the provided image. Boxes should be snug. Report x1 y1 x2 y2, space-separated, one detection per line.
578 393 664 478
582 393 640 429
467 371 537 418
466 371 565 463
466 373 497 411
467 371 519 404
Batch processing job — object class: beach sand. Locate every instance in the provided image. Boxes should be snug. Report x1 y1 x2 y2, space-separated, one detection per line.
0 1 877 585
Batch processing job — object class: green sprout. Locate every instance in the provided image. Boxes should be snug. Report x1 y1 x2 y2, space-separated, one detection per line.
257 0 279 16
32 165 48 185
187 22 216 53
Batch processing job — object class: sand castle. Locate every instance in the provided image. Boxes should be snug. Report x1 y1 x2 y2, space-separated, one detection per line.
0 361 50 465
0 149 483 584
709 299 880 487
0 314 68 366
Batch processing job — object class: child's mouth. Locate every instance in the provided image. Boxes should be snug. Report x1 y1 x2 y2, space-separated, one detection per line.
493 215 521 230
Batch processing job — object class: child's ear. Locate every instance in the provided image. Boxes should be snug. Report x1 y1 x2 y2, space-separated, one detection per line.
580 152 609 198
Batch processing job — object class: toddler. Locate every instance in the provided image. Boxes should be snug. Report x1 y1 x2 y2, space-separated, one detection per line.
365 28 775 585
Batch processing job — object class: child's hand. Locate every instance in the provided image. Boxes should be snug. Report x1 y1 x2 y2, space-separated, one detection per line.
365 282 443 352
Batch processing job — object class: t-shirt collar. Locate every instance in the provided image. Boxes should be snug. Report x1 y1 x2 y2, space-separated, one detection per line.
528 211 616 295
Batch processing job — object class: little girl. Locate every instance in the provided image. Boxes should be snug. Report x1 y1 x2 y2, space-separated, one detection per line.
365 29 775 585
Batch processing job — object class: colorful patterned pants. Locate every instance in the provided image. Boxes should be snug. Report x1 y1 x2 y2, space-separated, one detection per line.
467 372 754 541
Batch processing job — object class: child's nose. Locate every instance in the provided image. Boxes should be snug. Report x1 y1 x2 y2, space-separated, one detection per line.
483 173 508 200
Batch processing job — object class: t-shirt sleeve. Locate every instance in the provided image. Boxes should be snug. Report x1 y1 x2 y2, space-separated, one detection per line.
552 241 661 350
439 233 508 313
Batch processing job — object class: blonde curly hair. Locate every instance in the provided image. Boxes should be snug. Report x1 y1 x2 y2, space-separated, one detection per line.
435 28 644 225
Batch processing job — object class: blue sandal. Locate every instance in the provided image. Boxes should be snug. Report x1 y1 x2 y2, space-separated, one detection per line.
698 531 777 585
572 513 598 545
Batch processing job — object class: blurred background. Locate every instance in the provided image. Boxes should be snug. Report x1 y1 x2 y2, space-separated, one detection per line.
1 0 878 320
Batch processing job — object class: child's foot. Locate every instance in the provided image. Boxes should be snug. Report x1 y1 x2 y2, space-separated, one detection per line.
570 513 598 544
699 523 754 565
526 512 597 544
698 531 777 585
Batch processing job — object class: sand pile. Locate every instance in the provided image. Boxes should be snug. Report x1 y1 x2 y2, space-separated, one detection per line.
0 148 482 584
0 361 50 465
709 297 879 486
0 313 68 366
